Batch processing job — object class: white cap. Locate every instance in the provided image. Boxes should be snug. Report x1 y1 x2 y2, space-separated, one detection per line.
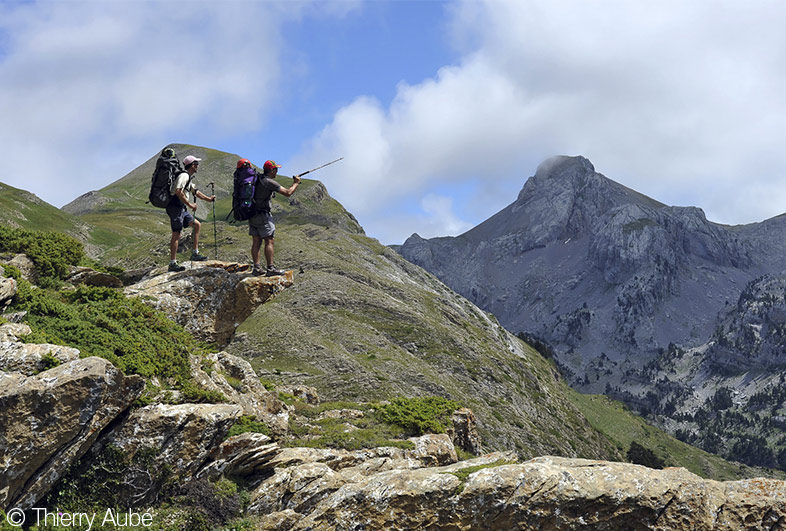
183 155 202 166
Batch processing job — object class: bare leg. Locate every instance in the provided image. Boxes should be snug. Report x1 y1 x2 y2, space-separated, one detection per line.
251 235 263 266
170 231 181 261
191 219 201 252
264 237 275 267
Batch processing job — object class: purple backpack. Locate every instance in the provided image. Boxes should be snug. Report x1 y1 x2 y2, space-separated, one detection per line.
229 166 258 221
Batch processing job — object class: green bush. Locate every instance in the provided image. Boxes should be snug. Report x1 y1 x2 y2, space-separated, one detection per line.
226 416 272 439
1 263 21 280
11 284 208 393
0 224 84 281
376 396 461 436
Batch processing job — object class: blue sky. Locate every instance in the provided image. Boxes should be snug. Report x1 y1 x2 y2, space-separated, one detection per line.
3 1 786 245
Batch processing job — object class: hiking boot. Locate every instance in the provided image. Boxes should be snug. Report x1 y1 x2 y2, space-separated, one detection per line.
265 265 286 277
168 261 186 272
252 264 265 276
191 250 208 261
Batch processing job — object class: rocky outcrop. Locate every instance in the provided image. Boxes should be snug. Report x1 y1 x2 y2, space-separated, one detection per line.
0 357 144 510
124 261 294 346
0 276 15 309
255 456 786 531
448 407 482 455
2 253 36 282
0 340 81 375
0 323 81 374
66 266 124 288
249 434 464 518
198 432 280 480
87 403 244 505
0 322 29 342
190 350 289 435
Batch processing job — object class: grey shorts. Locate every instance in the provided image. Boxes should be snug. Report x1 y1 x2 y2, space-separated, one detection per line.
166 203 194 233
249 211 275 239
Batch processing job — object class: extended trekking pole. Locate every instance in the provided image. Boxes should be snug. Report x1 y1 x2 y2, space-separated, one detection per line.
208 182 218 260
295 157 343 177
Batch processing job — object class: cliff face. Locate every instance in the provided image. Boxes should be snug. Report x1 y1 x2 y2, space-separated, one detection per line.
399 156 766 366
397 155 786 469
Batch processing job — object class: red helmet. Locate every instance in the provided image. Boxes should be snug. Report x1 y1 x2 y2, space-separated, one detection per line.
237 158 251 169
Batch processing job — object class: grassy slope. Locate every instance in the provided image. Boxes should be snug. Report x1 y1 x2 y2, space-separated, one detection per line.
568 391 784 480
0 182 85 234
227 223 621 460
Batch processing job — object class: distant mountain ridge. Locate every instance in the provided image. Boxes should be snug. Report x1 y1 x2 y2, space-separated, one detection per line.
398 155 786 470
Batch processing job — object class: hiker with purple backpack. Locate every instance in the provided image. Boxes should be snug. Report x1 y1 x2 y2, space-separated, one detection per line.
233 159 301 276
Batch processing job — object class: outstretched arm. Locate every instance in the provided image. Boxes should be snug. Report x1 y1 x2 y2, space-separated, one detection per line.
276 175 302 197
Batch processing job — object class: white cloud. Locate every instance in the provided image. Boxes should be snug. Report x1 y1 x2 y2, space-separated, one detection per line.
0 1 301 205
301 0 786 243
419 193 473 237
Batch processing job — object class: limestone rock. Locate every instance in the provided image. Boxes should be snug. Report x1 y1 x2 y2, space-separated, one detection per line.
0 322 31 342
124 261 294 346
448 407 482 455
66 267 123 288
251 462 344 517
198 432 280 480
0 341 81 375
3 254 35 282
190 351 289 435
0 276 16 307
249 434 461 517
117 266 155 286
0 357 144 510
89 402 243 505
289 456 786 531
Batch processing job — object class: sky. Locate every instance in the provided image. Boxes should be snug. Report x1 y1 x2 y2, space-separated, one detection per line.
3 0 786 245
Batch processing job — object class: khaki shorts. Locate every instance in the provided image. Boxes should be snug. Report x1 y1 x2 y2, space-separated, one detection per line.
248 211 275 239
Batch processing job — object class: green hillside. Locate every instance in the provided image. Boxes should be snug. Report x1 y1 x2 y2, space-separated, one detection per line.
568 392 782 481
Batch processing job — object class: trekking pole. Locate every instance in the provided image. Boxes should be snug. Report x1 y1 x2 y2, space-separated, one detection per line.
296 157 343 177
208 182 218 260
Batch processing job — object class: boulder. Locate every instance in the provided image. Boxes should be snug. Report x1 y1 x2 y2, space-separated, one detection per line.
88 402 243 505
124 261 294 346
66 267 124 288
448 407 482 455
197 432 280 480
0 357 144 510
0 322 31 342
0 276 16 308
2 254 36 282
0 341 81 375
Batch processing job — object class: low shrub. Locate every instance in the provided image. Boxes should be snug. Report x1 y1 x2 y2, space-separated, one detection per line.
10 283 214 397
376 396 460 436
0 224 84 281
226 416 272 439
